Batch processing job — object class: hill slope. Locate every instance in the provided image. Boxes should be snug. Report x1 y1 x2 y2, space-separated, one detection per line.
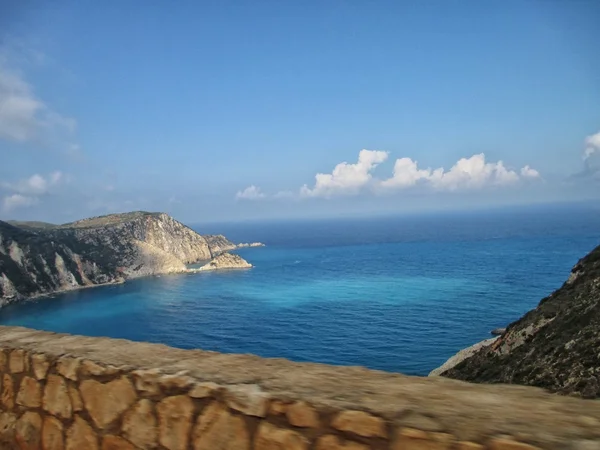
442 244 600 398
0 212 248 303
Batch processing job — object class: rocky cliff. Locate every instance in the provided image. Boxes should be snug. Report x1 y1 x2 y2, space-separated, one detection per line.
442 243 600 398
0 211 254 303
195 252 253 271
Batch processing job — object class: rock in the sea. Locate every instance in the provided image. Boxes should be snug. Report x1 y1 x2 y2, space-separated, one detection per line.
196 253 252 271
490 328 506 336
236 242 265 248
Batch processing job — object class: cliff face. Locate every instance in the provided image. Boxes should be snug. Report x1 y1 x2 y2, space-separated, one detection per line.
0 211 250 303
0 221 118 303
204 234 237 255
443 244 600 398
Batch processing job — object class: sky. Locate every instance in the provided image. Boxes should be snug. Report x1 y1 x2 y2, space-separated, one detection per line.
1 1 599 224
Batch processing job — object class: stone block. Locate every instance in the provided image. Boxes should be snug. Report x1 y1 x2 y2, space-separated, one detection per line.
0 351 6 372
489 438 542 450
131 368 162 396
392 428 453 450
42 415 64 450
68 385 83 412
43 375 72 420
254 422 308 450
66 416 98 450
193 401 249 450
122 399 157 450
15 411 42 450
16 376 41 408
157 395 193 450
332 410 387 438
159 371 196 391
188 382 220 399
1 374 14 410
269 400 288 416
80 377 137 429
224 384 269 418
315 435 369 450
81 360 119 377
286 401 320 428
31 354 50 380
56 357 81 381
457 442 485 450
102 435 137 450
9 349 27 373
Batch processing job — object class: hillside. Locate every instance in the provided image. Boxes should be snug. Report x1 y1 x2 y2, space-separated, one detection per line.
442 243 600 398
0 211 253 303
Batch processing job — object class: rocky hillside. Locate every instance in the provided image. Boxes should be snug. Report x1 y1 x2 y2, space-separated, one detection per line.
442 243 600 398
0 220 119 303
0 211 254 303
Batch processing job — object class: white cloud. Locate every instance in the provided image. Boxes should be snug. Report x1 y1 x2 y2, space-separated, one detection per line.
302 151 540 197
373 153 537 194
520 165 540 179
300 149 388 198
236 151 540 201
236 185 266 200
2 194 38 212
3 171 64 195
0 62 76 144
584 131 600 160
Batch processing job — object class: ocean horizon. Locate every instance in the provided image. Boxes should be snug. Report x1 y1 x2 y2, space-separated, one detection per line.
1 203 599 376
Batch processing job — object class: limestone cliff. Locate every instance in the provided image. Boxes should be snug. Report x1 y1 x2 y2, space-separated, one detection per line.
204 234 238 255
0 220 119 303
442 243 600 398
195 252 253 271
0 211 252 303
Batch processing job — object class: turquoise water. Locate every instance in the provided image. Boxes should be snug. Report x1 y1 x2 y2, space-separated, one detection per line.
1 204 599 375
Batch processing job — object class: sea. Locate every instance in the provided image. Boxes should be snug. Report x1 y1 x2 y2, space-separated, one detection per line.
1 203 599 376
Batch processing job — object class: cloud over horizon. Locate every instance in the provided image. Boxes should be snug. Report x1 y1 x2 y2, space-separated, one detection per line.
0 44 79 155
237 150 541 200
1 171 65 212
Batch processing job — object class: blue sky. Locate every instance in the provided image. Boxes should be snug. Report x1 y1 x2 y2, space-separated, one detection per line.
1 1 599 223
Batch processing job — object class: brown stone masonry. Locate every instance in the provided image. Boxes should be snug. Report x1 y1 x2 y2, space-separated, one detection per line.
0 326 599 450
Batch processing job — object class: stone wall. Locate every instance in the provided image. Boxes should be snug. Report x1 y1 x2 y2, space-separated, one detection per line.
0 326 599 450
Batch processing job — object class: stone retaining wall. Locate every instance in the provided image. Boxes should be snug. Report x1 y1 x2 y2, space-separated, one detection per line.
0 326 599 450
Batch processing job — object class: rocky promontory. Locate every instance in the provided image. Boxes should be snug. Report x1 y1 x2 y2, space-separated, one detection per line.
440 243 600 398
0 211 257 304
195 252 253 271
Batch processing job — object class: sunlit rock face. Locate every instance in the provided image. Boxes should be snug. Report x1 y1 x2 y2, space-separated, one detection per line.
0 212 223 303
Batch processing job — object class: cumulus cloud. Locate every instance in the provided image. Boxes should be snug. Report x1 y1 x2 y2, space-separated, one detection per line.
298 151 539 197
300 150 388 198
236 185 266 200
0 63 76 144
2 194 38 212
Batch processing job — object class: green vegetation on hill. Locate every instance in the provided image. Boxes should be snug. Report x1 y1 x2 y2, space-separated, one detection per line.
6 220 57 231
443 244 600 398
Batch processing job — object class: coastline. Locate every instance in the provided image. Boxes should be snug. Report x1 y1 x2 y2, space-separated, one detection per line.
428 336 499 376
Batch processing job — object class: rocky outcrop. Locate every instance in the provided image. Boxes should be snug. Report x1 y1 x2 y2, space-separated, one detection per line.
204 235 237 255
428 337 498 376
442 243 600 398
0 221 120 305
204 235 266 255
195 252 252 271
0 212 252 303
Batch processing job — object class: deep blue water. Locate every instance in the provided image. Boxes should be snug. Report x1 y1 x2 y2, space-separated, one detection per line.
1 204 599 375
